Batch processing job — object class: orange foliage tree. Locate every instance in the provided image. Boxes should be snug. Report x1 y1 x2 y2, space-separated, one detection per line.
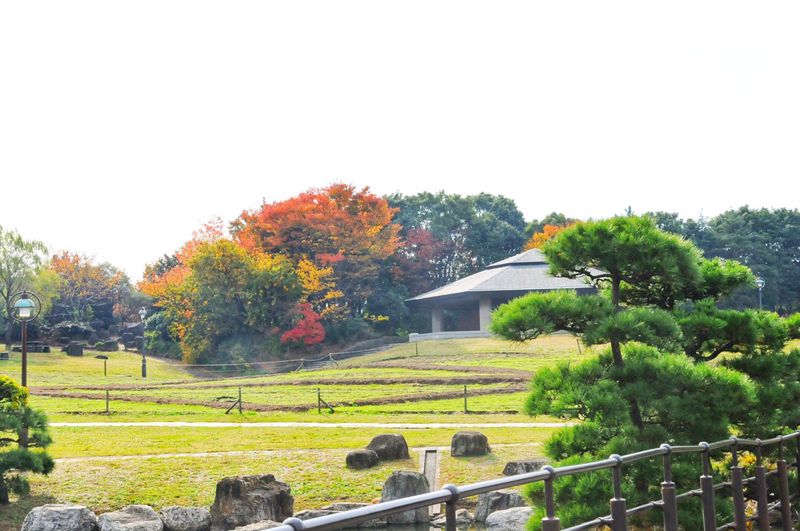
524 224 573 250
233 183 401 316
49 252 127 323
140 222 331 362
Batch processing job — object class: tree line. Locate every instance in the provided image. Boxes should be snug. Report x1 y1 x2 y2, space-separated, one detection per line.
2 186 798 365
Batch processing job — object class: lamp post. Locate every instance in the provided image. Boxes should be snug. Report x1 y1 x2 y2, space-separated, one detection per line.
755 277 765 310
139 307 147 378
9 291 41 388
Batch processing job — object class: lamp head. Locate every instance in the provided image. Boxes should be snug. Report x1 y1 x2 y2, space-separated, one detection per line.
755 277 766 289
138 307 147 321
14 293 36 320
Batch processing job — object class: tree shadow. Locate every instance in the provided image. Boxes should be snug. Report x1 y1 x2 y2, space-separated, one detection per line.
0 494 59 531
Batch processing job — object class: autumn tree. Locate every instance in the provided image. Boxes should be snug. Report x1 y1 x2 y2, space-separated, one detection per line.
48 252 129 326
234 184 400 316
523 224 572 250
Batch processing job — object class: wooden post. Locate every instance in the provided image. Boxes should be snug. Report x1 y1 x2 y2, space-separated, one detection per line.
463 385 467 414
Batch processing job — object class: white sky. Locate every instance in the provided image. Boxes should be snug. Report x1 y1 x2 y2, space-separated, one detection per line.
1 2 798 279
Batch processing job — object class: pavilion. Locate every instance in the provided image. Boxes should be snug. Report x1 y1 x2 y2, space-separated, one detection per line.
405 249 595 341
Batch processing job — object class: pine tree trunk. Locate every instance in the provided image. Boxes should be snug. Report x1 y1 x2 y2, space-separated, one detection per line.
0 474 9 505
610 278 645 433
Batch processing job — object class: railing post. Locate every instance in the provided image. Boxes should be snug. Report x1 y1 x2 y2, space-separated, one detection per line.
698 442 717 531
442 484 459 531
660 444 679 531
754 440 770 530
608 454 627 531
730 438 747 531
541 466 561 531
777 438 793 531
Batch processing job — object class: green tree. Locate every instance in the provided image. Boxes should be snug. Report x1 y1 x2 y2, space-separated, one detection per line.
0 227 48 348
0 376 53 504
388 191 527 289
490 216 757 528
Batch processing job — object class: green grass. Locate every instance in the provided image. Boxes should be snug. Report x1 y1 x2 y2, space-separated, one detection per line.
47 425 556 458
0 350 196 387
46 382 516 407
30 395 536 423
0 336 581 530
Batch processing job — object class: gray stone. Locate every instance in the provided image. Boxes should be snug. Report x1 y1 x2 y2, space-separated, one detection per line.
366 434 409 461
346 450 379 469
159 507 211 531
293 510 337 520
66 342 84 357
485 506 533 530
98 505 163 531
21 504 98 531
380 471 430 524
451 431 490 457
474 491 526 523
230 522 281 531
430 509 473 528
321 503 368 512
209 475 293 531
502 459 547 476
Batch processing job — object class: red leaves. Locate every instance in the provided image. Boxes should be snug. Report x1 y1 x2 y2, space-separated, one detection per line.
280 303 325 345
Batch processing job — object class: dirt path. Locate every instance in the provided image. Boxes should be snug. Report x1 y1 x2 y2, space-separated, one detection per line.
50 421 572 428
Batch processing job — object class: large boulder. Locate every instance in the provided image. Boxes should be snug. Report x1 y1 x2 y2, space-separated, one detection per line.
485 506 533 530
346 450 379 469
98 505 163 531
451 431 490 457
159 507 211 531
366 434 409 461
380 471 430 524
474 490 526 523
210 475 293 531
21 504 98 531
502 459 547 476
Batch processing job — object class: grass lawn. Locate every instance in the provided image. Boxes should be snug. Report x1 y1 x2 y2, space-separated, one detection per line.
0 336 579 530
47 425 556 458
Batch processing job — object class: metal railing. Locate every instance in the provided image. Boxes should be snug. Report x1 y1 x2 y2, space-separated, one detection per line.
265 431 800 531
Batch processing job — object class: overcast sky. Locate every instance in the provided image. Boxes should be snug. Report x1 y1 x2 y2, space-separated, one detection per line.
1 1 798 279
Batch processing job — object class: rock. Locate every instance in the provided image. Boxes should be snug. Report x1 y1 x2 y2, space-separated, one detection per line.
209 475 293 531
98 505 163 531
430 509 473 528
485 506 533 530
321 503 368 512
159 507 211 531
66 342 84 357
380 471 430 524
99 339 119 352
451 431 490 457
502 459 547 476
366 434 409 461
347 450 380 469
474 491 526 523
21 504 98 531
230 522 282 531
293 510 338 520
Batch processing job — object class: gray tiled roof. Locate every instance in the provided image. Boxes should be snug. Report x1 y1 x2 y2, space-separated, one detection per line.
406 249 593 303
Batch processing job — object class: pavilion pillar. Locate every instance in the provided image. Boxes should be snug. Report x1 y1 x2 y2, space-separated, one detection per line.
479 296 492 331
431 308 444 333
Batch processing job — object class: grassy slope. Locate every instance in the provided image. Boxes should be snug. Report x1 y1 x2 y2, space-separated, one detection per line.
0 336 584 529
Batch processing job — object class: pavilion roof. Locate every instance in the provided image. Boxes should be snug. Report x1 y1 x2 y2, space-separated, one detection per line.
406 249 594 306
